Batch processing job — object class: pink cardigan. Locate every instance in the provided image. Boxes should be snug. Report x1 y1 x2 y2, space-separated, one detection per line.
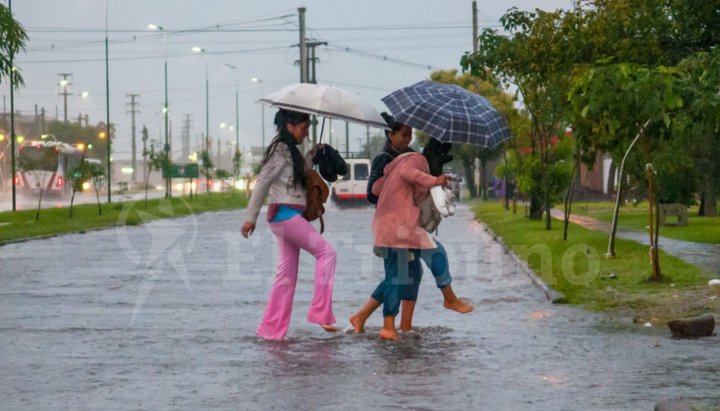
371 152 441 250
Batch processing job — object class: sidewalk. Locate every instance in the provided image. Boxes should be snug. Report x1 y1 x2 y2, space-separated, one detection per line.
550 208 720 276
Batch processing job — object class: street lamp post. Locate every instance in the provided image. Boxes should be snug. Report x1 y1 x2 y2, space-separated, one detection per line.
9 0 16 210
149 23 170 198
251 77 265 152
193 46 209 192
225 64 240 176
192 47 209 153
104 0 112 203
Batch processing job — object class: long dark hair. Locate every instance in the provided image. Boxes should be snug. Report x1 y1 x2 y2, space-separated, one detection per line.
380 112 406 141
260 108 310 188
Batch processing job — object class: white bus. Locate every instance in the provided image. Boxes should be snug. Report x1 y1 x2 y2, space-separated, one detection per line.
15 140 83 197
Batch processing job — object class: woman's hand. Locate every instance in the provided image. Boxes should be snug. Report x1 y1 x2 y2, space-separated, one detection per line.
435 174 451 187
308 143 324 157
241 221 256 238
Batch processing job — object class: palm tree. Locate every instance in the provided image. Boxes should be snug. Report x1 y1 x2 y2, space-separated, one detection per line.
0 3 28 86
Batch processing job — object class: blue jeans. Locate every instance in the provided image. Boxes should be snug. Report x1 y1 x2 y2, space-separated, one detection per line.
370 241 453 317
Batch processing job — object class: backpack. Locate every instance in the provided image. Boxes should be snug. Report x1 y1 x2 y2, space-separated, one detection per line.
303 169 330 233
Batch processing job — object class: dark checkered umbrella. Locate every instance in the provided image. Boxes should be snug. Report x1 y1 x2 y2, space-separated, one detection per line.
381 80 512 148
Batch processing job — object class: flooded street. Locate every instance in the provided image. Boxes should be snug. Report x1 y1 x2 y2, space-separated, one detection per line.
1 203 718 410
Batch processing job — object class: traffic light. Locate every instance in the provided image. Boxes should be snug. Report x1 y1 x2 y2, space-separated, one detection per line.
99 131 106 139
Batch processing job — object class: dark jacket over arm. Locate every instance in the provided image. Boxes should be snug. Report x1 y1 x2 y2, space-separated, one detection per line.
366 143 414 205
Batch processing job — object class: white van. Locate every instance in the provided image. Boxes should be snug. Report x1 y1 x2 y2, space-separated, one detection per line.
331 158 370 203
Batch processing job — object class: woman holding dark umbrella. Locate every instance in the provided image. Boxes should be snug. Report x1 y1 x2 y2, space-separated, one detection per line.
349 113 473 339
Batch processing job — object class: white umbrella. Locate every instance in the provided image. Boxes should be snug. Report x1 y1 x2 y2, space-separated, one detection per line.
257 83 388 130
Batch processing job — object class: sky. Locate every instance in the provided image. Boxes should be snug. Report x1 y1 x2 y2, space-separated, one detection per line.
3 0 572 161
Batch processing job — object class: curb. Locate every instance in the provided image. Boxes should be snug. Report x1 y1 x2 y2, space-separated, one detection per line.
476 220 567 304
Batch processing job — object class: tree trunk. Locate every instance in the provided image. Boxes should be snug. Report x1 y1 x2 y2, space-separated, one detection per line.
607 120 650 258
463 159 477 198
480 158 488 200
36 189 44 221
69 189 76 218
544 192 552 230
95 184 103 216
504 178 510 210
563 161 579 240
653 199 662 280
144 167 152 209
529 194 542 220
647 166 661 281
699 176 717 217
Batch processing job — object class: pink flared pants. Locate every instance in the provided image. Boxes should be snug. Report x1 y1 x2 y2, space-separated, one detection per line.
256 215 336 340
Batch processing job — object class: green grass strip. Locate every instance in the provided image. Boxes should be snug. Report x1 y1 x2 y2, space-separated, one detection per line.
472 201 717 323
0 191 248 245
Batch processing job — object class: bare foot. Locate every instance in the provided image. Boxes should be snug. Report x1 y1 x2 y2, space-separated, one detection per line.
399 325 412 333
348 315 365 334
443 298 474 314
379 328 400 340
320 323 338 332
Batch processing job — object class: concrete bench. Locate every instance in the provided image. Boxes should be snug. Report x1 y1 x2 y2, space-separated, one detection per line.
658 203 688 226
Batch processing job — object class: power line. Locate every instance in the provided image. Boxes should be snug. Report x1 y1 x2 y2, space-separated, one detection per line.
16 45 291 65
325 44 443 71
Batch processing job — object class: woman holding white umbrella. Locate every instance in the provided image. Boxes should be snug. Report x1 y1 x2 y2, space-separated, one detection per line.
241 108 338 340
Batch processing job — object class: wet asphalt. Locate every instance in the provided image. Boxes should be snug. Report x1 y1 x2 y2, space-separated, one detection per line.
1 201 718 410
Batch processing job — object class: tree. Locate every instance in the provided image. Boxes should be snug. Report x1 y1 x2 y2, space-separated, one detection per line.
495 149 521 212
232 148 242 180
362 133 387 158
69 158 105 217
0 3 28 87
568 62 684 280
17 155 50 221
461 7 583 226
200 150 214 194
215 168 232 194
675 48 720 216
428 70 520 199
143 142 166 209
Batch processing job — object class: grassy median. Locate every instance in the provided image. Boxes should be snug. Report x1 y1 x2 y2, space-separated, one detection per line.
0 191 248 245
472 201 720 325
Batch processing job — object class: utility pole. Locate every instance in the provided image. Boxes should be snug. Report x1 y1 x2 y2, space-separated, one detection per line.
182 114 192 161
141 125 148 186
216 137 221 168
126 94 140 182
9 0 16 210
40 107 46 133
57 73 73 123
306 40 327 85
305 39 327 144
366 125 370 157
345 121 349 158
472 1 478 53
298 7 307 83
